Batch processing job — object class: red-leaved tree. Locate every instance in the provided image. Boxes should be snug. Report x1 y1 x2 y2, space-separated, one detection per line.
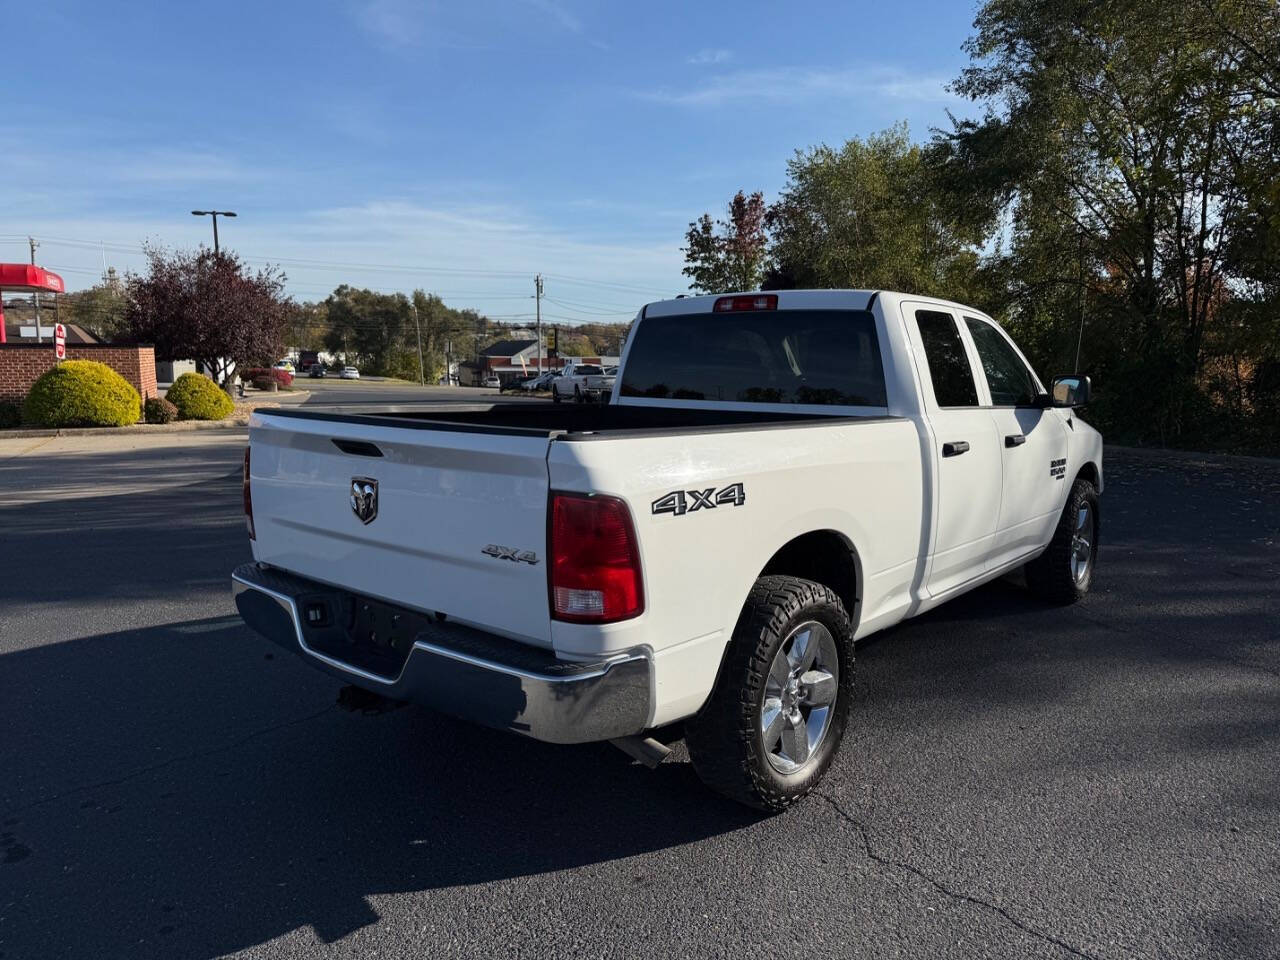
124 245 291 385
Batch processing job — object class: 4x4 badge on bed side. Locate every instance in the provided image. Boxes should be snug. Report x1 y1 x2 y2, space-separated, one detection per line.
652 482 746 517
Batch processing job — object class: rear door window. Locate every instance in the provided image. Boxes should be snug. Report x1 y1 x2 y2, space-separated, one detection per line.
619 310 887 406
914 310 979 407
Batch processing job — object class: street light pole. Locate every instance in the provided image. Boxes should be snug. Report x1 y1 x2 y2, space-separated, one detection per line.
191 210 238 254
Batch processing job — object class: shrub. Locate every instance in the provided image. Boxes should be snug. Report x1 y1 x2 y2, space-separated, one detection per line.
166 372 234 421
0 401 20 428
144 396 179 424
241 367 293 388
22 360 141 427
252 376 278 392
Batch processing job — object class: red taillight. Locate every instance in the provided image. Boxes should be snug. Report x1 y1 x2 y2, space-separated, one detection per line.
713 294 777 312
549 493 644 623
243 447 255 540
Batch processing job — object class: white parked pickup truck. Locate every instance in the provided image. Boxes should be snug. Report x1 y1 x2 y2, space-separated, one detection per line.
233 290 1102 810
551 361 616 403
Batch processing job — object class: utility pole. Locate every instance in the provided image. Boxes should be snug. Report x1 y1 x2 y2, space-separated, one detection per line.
534 274 545 377
412 299 425 385
29 237 41 343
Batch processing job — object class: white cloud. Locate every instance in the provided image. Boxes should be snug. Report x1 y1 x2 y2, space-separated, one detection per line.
687 48 732 65
523 0 581 34
355 0 428 48
638 66 958 107
14 201 684 315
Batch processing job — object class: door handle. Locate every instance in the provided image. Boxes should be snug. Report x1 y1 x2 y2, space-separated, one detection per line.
942 441 970 457
1005 434 1026 447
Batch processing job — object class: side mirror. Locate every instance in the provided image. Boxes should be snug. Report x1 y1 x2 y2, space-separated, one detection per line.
1050 374 1091 408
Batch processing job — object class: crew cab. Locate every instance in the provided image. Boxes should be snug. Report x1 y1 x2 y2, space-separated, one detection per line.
233 290 1102 810
551 361 615 403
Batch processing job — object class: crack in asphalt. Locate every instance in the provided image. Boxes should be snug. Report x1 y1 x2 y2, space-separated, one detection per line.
1 705 335 820
815 792 1105 960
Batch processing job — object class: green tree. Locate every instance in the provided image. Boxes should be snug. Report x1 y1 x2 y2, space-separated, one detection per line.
68 271 128 341
932 0 1280 444
766 125 984 299
322 286 412 375
682 190 768 293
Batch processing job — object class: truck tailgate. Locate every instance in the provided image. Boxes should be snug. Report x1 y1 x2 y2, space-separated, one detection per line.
247 411 553 647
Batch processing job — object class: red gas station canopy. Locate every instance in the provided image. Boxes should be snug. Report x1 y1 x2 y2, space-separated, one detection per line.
0 263 65 293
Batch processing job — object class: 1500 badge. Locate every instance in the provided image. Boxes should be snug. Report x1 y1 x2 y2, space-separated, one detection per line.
652 482 746 517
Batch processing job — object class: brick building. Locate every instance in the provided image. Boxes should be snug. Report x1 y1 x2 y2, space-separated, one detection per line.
0 343 158 405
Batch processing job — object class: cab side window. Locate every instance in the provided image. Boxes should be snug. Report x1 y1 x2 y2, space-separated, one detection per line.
964 318 1039 407
915 310 978 407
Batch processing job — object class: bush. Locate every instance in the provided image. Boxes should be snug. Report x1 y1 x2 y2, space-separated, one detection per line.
166 372 234 421
252 376 278 392
241 367 293 388
22 360 141 427
0 401 20 428
144 396 179 424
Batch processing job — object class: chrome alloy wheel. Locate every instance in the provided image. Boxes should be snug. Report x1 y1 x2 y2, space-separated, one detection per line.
1071 501 1095 584
760 620 839 774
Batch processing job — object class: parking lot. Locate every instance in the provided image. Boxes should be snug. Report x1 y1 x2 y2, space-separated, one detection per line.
1 431 1277 959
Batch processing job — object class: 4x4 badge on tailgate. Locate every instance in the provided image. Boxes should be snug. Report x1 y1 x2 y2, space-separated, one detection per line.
483 544 539 565
350 477 378 524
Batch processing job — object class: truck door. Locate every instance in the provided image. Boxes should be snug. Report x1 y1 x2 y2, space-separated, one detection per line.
960 315 1070 569
904 305 1003 597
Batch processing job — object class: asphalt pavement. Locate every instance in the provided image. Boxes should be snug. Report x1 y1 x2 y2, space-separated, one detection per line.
0 440 1276 959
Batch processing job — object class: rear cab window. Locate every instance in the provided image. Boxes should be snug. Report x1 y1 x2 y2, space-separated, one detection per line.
619 310 887 408
914 310 979 407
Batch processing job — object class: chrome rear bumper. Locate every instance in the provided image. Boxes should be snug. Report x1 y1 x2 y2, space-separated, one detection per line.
231 562 651 744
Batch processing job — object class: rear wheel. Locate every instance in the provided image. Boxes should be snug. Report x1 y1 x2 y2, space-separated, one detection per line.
1025 477 1099 603
686 575 854 812
552 385 561 403
574 386 583 403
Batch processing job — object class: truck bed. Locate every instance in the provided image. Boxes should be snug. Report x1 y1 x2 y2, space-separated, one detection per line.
257 401 895 440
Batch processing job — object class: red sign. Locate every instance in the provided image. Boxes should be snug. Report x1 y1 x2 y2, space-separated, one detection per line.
54 323 66 360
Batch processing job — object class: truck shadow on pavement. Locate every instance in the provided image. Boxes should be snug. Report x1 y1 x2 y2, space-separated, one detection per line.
0 615 763 959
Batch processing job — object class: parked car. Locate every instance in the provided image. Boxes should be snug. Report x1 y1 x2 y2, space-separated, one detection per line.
308 364 326 378
274 360 295 373
521 371 558 391
234 289 1101 810
551 362 615 403
340 366 360 380
481 373 501 389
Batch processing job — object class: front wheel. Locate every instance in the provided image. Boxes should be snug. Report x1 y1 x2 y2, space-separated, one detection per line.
1025 477 1099 603
685 575 854 812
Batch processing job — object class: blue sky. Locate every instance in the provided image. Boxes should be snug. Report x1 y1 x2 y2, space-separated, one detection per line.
4 0 980 324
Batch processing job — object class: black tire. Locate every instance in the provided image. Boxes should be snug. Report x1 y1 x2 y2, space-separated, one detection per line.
685 575 854 812
551 386 561 403
1025 477 1100 604
574 386 583 404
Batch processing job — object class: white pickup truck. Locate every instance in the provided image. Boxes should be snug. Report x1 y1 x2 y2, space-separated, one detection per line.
551 361 615 403
233 289 1102 810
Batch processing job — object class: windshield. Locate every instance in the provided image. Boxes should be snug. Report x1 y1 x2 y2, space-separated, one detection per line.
619 309 887 406
576 365 603 375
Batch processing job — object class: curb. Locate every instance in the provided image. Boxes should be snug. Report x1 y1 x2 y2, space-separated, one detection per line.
0 390 310 440
0 420 250 439
1106 443 1280 468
